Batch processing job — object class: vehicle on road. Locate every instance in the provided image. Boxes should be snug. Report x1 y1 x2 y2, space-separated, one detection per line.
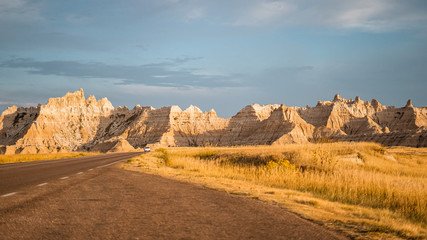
144 147 151 152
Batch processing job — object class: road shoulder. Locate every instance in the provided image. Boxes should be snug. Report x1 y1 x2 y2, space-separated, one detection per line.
123 155 351 239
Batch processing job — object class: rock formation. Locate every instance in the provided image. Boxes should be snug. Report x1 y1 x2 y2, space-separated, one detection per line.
0 90 426 154
91 138 135 153
1 89 114 154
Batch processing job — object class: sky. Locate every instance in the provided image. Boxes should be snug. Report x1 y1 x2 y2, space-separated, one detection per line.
0 0 426 118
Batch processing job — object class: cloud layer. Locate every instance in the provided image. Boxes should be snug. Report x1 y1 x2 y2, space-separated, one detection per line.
0 58 241 88
0 0 426 117
2 0 427 31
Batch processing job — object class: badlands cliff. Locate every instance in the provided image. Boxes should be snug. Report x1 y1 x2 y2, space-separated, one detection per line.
1 89 426 154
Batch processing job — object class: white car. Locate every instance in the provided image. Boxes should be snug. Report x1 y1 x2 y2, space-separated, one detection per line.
144 147 151 152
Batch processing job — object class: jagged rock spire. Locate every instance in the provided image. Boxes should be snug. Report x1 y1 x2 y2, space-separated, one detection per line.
405 99 413 108
333 94 341 102
371 99 380 108
354 96 361 103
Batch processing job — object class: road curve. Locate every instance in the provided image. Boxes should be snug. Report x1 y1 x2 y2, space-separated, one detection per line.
0 154 348 239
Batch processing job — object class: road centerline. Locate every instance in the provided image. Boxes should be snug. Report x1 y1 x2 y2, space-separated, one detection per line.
1 192 17 197
0 152 143 199
96 160 125 169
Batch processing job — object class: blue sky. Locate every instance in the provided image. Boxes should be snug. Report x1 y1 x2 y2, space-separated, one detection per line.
1 0 426 117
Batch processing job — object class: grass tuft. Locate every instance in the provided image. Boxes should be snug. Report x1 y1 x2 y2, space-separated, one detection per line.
155 148 170 166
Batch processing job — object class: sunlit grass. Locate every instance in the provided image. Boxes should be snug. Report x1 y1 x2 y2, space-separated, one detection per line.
125 142 427 239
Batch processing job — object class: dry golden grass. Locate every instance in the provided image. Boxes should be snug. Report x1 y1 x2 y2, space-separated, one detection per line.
124 142 427 240
0 152 100 164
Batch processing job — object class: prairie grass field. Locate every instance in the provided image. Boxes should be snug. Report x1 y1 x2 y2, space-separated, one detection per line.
125 142 427 239
0 152 99 164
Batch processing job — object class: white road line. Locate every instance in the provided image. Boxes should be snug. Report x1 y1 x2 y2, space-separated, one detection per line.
60 176 69 180
1 192 17 197
77 172 83 175
0 155 97 169
96 160 124 169
37 183 48 187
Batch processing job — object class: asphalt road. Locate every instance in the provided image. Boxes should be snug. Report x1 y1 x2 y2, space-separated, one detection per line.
0 152 143 196
0 153 348 240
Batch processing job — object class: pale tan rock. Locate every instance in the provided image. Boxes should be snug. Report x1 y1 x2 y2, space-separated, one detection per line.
108 139 135 153
0 91 426 153
383 126 390 133
91 138 134 153
216 104 279 146
19 146 38 154
169 105 229 146
4 146 17 155
1 89 114 154
248 105 314 145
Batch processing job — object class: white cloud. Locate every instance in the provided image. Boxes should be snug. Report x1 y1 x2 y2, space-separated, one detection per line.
152 75 170 78
323 0 405 32
227 0 427 32
233 0 295 27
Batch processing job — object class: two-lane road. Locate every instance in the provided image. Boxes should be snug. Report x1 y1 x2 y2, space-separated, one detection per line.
0 152 143 196
0 152 348 239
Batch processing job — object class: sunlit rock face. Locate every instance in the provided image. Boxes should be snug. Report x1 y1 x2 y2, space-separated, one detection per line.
1 91 426 154
0 89 114 154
